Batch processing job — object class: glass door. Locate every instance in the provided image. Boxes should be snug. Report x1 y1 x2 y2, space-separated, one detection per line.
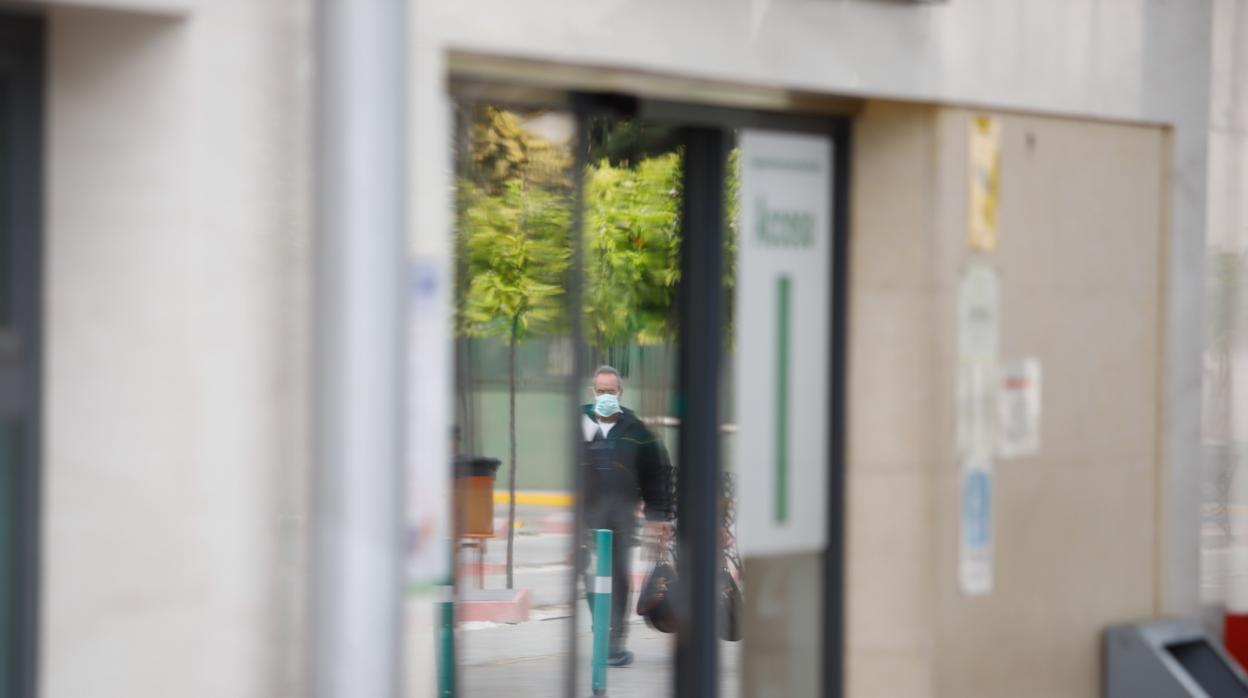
446 86 847 698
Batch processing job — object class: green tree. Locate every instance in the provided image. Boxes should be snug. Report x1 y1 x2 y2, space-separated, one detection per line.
457 107 573 588
582 146 740 354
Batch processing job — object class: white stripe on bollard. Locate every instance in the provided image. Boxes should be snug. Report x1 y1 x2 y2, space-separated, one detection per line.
594 576 612 594
436 585 454 603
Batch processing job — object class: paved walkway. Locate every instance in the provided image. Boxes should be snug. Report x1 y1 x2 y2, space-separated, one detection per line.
458 607 741 697
455 505 741 696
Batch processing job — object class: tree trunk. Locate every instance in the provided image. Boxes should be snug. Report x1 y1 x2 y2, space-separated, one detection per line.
505 314 519 589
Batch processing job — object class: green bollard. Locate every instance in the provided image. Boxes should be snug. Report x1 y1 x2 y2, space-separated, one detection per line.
590 528 613 697
437 549 455 697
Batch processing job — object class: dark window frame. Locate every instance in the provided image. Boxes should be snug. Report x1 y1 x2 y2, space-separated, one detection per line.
0 11 43 698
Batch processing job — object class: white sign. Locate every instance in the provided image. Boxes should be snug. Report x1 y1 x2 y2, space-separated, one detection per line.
736 130 832 557
957 264 1000 359
955 265 1000 458
998 358 1042 458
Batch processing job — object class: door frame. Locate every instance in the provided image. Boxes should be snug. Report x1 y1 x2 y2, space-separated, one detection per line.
448 79 852 698
0 11 44 698
570 93 853 698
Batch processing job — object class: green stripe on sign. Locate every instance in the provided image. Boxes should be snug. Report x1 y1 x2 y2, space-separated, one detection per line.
776 275 791 524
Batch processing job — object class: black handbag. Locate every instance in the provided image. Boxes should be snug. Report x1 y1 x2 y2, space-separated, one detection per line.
635 532 744 641
636 540 680 634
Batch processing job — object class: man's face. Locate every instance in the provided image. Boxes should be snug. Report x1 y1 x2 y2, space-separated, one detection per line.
592 372 622 399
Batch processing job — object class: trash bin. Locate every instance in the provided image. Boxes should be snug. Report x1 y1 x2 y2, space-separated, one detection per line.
453 455 501 538
1105 619 1248 697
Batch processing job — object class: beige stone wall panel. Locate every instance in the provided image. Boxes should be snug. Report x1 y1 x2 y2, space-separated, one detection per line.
847 103 1166 698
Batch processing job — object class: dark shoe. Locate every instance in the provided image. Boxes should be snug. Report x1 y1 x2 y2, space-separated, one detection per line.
607 649 634 667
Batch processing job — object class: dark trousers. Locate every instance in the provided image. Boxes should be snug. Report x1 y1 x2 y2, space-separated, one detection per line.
579 516 635 649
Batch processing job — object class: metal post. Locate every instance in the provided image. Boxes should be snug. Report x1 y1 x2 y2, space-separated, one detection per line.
437 548 455 697
311 1 407 697
823 120 852 698
565 104 591 698
0 16 44 698
675 127 725 698
591 529 613 697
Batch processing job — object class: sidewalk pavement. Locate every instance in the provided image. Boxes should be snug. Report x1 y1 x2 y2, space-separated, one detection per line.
458 605 741 697
454 501 741 696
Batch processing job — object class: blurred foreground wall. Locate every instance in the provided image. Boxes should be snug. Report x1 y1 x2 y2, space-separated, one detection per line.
35 2 312 697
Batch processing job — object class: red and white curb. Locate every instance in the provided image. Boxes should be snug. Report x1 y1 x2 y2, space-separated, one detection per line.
454 588 532 624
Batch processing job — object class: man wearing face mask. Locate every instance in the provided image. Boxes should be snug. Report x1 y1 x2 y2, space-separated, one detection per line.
580 365 674 667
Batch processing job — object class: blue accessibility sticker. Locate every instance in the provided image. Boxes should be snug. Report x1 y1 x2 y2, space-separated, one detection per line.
962 470 992 548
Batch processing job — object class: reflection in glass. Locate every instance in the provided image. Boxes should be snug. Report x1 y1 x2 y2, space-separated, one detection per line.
452 104 578 695
451 106 753 696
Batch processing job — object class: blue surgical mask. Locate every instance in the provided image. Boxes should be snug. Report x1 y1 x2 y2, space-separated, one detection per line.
593 393 620 418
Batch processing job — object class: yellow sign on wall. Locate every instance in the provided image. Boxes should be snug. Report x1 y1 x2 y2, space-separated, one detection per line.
968 115 1002 252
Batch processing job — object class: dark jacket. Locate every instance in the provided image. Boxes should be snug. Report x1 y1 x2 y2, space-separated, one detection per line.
581 404 674 526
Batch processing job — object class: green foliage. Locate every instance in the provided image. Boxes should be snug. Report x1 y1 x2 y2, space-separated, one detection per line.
459 179 572 340
583 151 684 348
457 107 573 343
457 108 741 352
723 147 741 345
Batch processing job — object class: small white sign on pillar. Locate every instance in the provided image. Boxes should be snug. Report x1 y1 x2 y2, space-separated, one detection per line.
735 129 833 558
998 358 1042 459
